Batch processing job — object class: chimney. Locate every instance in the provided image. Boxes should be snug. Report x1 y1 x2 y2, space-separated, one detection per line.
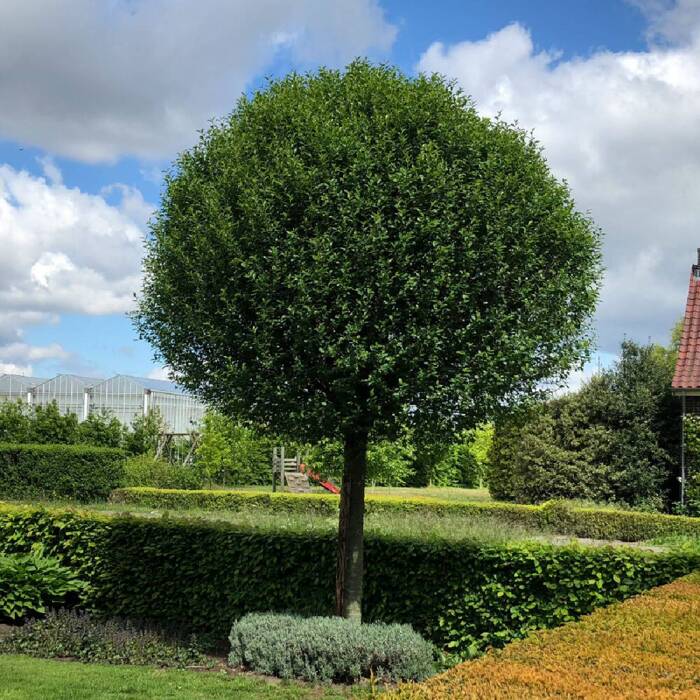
694 248 700 278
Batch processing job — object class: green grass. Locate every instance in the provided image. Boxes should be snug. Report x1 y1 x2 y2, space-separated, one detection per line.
0 654 367 699
94 503 542 544
3 498 576 546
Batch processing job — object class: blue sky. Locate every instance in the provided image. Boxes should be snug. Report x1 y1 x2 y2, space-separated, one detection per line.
1 0 697 388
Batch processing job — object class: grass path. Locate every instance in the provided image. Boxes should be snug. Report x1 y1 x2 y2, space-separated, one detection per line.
0 655 366 699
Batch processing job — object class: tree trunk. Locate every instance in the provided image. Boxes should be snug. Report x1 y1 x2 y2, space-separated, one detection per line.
335 429 368 621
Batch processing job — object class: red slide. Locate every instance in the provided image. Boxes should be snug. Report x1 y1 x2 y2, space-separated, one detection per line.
300 463 340 494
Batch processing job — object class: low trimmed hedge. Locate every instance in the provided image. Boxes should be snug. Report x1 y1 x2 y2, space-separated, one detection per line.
390 571 700 698
0 503 697 655
229 614 434 682
110 487 700 541
0 444 125 501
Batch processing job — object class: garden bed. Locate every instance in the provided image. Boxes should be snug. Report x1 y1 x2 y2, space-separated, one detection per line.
389 571 700 699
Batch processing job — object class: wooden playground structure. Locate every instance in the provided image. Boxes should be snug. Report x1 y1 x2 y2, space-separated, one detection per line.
271 446 340 494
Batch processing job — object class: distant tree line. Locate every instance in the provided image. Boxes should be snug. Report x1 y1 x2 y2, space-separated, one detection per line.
0 400 162 456
195 413 493 489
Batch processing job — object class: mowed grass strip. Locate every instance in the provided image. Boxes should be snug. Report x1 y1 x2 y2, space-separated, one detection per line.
0 654 366 700
389 572 700 700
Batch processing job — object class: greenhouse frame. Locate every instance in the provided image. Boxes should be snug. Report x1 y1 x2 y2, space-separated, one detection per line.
31 374 100 419
0 373 206 435
0 374 48 403
89 375 206 434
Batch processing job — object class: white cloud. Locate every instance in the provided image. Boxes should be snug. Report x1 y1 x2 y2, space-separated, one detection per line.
0 363 32 376
148 367 172 381
0 342 70 363
0 341 70 378
0 163 149 368
418 15 700 352
631 0 700 43
0 0 396 163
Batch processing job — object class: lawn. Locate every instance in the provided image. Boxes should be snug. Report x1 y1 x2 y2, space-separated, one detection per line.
57 502 545 545
0 655 367 700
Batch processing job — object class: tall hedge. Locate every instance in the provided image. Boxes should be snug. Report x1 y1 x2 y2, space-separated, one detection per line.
0 444 124 501
0 504 695 655
488 341 679 508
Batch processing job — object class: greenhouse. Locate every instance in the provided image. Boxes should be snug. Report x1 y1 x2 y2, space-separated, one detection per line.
89 375 206 434
31 374 101 419
0 374 48 403
0 372 206 434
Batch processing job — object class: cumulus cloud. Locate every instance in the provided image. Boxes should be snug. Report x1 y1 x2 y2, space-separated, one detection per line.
0 162 149 366
147 367 172 381
0 0 396 162
418 13 700 352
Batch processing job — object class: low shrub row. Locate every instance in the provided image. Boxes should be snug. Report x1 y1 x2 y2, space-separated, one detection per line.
0 504 696 655
0 444 125 501
390 571 700 699
110 487 700 541
229 614 434 682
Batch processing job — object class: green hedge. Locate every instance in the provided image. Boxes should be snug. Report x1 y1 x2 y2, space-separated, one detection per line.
0 444 125 501
0 504 696 655
110 487 700 541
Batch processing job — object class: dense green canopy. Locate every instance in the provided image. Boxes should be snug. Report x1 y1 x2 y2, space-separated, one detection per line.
135 60 602 620
134 61 601 445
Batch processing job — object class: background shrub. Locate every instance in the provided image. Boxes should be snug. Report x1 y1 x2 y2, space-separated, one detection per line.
0 504 695 655
195 411 273 486
0 443 125 501
123 455 202 490
0 400 166 456
0 546 83 621
488 340 679 508
0 609 207 668
229 613 435 682
76 412 123 448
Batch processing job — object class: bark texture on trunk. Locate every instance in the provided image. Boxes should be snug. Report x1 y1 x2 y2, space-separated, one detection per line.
335 429 368 621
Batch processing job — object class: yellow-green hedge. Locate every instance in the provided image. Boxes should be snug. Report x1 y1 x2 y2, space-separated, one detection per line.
110 487 700 541
390 571 700 699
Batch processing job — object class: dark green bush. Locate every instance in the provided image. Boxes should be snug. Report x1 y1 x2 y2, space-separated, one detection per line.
488 341 680 508
0 443 125 501
0 401 32 443
0 546 84 620
123 455 203 490
0 504 696 656
30 403 80 445
229 613 434 682
75 412 123 448
110 487 700 541
0 608 208 668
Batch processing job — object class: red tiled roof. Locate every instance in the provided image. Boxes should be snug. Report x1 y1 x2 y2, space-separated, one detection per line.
673 265 700 390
